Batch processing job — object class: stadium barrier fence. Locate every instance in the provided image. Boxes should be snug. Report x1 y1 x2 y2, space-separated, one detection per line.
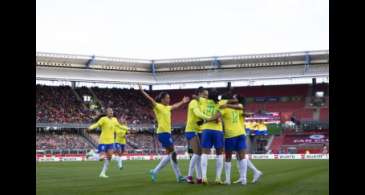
36 153 328 162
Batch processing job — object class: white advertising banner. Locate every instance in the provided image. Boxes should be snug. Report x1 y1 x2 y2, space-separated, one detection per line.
61 157 83 161
251 154 276 159
304 154 329 159
37 154 329 162
277 154 303 159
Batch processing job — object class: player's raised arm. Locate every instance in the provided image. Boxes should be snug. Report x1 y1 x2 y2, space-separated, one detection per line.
207 111 222 122
120 124 129 132
197 111 222 126
139 84 157 107
88 117 104 130
192 105 211 120
191 94 199 100
171 96 190 110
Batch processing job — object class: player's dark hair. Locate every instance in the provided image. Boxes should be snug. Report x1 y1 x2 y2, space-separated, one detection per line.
195 86 205 95
221 93 233 100
221 87 234 100
235 94 246 106
208 88 219 103
155 92 169 103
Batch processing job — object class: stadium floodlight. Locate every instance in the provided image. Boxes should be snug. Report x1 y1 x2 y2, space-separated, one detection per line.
315 91 324 97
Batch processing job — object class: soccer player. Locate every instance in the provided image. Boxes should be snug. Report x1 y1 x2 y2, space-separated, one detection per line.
139 85 189 183
230 95 262 184
114 116 128 169
199 88 225 184
251 120 258 136
88 107 119 178
245 121 252 136
185 87 214 184
219 96 248 185
256 120 269 136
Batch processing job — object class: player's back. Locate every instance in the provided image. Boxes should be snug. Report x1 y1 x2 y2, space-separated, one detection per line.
220 102 245 138
200 98 222 131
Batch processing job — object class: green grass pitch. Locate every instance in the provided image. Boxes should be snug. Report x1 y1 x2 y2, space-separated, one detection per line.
36 159 328 195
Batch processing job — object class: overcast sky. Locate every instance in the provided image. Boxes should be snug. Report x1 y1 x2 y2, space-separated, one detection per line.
36 0 328 59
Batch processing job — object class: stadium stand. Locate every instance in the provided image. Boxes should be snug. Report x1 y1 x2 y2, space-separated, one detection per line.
269 128 329 154
36 130 93 150
36 83 328 154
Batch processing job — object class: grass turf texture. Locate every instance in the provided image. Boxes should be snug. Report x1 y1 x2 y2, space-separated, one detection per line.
37 159 328 195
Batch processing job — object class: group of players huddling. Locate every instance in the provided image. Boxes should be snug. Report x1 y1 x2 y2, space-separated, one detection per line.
87 85 263 185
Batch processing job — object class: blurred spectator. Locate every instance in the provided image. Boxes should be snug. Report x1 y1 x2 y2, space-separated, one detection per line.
36 131 93 150
36 85 154 124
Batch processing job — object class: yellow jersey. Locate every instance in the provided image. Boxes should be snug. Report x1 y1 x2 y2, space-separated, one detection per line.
115 124 128 144
240 104 246 135
153 103 172 134
245 122 252 129
257 123 268 131
221 103 246 138
251 122 258 130
89 116 119 144
185 99 211 133
199 98 222 131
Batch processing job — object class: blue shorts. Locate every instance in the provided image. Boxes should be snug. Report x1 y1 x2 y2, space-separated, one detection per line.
185 132 198 141
225 135 247 152
256 130 268 135
252 130 259 135
245 128 251 135
97 144 114 153
114 143 125 152
201 130 224 149
158 133 174 148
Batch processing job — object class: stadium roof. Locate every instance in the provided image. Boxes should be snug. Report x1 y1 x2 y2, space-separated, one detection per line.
36 50 329 89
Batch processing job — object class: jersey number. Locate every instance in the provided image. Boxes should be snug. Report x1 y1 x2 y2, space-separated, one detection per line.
205 103 216 116
232 112 239 123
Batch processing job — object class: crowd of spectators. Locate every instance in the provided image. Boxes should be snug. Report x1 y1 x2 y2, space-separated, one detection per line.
36 85 96 123
36 85 154 124
36 131 93 150
127 132 155 149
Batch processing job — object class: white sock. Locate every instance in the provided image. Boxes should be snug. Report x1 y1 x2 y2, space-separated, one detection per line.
247 159 259 173
236 159 240 175
225 162 231 183
100 159 110 175
239 159 248 181
215 155 224 180
153 155 170 174
201 154 208 179
93 154 100 161
188 154 199 177
195 155 202 179
114 156 118 167
170 153 182 179
118 156 123 167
